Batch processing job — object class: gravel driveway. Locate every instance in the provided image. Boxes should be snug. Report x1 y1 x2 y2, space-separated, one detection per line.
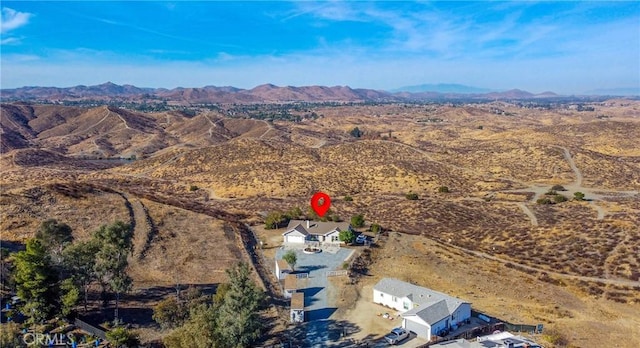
276 246 354 346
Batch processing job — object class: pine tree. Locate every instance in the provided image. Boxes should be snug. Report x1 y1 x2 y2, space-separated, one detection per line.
216 263 265 348
13 239 59 323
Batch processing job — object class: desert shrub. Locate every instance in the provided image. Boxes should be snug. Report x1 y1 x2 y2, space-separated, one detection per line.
349 127 363 138
106 326 140 348
438 186 450 193
542 329 569 347
153 297 188 329
574 192 585 201
350 214 365 228
405 192 419 200
551 184 566 191
537 198 553 205
370 223 381 234
188 185 199 191
344 195 353 202
553 194 568 203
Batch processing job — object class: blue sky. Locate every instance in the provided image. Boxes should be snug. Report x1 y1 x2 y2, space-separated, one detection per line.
1 1 639 94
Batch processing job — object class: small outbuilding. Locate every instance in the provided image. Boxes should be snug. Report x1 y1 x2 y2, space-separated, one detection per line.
283 274 297 298
275 259 292 280
290 292 304 323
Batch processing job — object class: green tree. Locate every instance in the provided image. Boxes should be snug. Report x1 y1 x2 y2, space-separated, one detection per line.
213 283 230 305
339 229 355 244
62 240 99 312
350 214 365 228
35 219 73 263
93 221 133 324
370 223 382 234
286 207 303 219
164 303 219 348
106 326 140 348
216 262 265 348
264 211 288 229
12 239 59 323
282 250 297 271
574 192 585 201
60 278 80 317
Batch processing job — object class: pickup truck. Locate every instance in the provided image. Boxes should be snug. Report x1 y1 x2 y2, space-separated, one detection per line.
384 327 409 345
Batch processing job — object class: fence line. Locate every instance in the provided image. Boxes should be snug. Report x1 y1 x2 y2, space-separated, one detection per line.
326 270 348 277
73 318 107 340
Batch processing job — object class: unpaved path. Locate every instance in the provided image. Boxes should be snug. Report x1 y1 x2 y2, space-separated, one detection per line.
556 146 583 186
589 201 606 220
517 203 538 226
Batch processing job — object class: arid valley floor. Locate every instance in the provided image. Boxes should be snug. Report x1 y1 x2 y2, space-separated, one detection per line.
1 98 639 347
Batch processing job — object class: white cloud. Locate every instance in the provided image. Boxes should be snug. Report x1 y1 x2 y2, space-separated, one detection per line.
1 7 32 34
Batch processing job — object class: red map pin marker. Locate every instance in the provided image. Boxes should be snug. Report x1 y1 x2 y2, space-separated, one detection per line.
310 192 331 217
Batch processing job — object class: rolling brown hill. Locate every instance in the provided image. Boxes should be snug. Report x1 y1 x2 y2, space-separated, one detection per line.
0 82 578 104
1 99 639 347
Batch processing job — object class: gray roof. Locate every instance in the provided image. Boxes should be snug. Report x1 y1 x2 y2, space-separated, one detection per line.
403 299 452 325
285 220 351 236
374 278 470 325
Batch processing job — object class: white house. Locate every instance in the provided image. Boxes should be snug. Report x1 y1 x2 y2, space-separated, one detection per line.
282 220 352 244
373 278 471 340
290 292 304 323
275 259 291 280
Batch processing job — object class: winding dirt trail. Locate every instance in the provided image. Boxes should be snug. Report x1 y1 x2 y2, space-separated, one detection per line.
517 203 538 226
556 145 583 186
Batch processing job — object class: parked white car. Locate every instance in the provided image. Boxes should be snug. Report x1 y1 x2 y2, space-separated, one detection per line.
384 327 409 345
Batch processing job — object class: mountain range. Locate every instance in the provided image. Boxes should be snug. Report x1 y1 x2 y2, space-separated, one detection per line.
0 82 568 104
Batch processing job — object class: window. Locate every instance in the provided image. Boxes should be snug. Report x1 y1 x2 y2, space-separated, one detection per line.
403 301 410 310
392 296 397 302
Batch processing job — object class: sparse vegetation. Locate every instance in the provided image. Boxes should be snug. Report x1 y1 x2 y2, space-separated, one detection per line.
438 185 450 193
349 126 363 138
405 192 419 200
350 214 365 228
574 191 585 201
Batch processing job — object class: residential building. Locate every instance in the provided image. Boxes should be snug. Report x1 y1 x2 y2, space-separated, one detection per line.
373 278 471 340
282 220 351 244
